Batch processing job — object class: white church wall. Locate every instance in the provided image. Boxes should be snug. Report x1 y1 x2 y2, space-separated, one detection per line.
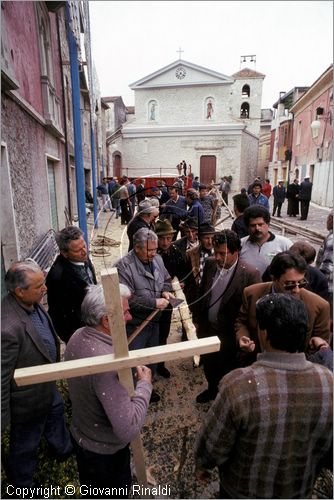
239 131 259 189
133 85 235 126
122 133 244 184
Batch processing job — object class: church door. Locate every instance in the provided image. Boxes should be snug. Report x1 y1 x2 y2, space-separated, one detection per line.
200 155 216 185
113 154 122 178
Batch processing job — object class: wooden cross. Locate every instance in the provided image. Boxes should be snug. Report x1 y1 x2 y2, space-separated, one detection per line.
176 47 184 60
14 268 220 494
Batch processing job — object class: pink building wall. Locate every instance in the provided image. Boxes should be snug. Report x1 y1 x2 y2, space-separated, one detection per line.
292 87 332 169
2 2 63 124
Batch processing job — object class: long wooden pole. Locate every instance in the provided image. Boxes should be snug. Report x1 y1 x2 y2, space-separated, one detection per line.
101 268 149 492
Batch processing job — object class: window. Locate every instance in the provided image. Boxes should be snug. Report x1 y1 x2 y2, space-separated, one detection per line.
240 102 250 118
47 160 59 231
242 84 250 97
296 120 302 145
35 3 61 132
36 3 53 82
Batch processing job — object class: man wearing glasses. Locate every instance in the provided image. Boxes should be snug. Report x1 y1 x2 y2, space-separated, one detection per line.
235 251 331 366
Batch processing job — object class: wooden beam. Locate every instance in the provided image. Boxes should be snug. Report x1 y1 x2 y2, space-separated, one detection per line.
14 337 220 386
101 268 148 491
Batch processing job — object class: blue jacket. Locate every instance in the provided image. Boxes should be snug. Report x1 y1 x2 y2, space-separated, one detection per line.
248 193 269 210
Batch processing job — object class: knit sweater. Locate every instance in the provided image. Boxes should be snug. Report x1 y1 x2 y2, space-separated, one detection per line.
195 352 333 499
64 326 152 454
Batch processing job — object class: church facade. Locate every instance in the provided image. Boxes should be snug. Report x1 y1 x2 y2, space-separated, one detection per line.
116 59 265 189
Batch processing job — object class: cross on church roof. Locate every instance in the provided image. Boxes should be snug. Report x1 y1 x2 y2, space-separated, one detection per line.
177 47 184 60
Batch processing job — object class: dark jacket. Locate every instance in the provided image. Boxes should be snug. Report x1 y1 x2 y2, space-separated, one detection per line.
299 180 313 201
136 184 146 203
46 254 97 343
195 258 261 346
273 185 286 203
158 244 188 282
1 294 60 429
127 216 152 252
160 196 188 232
231 216 249 238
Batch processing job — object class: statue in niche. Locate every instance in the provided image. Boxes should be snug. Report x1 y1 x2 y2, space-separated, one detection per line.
150 102 156 121
206 100 213 119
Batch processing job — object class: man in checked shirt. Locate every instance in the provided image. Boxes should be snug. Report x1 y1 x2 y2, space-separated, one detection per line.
195 293 332 499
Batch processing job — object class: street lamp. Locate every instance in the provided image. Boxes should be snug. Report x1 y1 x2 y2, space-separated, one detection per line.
310 119 321 140
310 111 332 145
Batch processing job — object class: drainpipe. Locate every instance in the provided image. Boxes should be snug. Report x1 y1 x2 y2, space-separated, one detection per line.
90 121 98 228
65 3 88 243
85 2 98 229
56 9 72 221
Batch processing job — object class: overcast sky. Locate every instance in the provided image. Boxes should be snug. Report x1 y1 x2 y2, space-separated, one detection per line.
89 1 333 109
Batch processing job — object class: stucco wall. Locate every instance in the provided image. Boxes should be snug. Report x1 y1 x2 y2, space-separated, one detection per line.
240 131 259 189
1 96 52 255
133 85 235 126
2 2 43 112
122 133 245 184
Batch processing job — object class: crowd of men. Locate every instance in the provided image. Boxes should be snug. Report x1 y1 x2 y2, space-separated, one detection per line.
2 175 333 498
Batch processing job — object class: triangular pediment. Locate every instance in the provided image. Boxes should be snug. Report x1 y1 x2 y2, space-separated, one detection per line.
129 59 235 89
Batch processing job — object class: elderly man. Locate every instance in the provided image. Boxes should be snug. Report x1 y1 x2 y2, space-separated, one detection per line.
114 228 174 402
194 230 261 403
239 205 292 275
183 222 216 318
155 219 189 378
174 216 199 259
127 200 159 251
196 293 332 499
2 261 72 487
65 284 152 495
235 251 331 366
46 226 97 343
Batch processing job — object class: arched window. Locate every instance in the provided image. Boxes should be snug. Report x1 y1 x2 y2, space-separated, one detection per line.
205 97 215 119
36 3 53 82
148 100 158 121
242 84 250 97
240 102 250 118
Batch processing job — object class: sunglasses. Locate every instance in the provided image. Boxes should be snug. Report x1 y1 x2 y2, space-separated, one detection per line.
282 279 308 291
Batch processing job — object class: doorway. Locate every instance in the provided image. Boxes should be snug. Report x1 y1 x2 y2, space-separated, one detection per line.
200 155 216 185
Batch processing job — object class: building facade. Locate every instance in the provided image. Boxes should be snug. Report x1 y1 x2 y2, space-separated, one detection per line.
108 59 265 190
267 87 309 185
290 65 333 207
1 1 103 284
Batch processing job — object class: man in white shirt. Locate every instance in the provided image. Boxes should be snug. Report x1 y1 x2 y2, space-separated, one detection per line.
240 205 292 276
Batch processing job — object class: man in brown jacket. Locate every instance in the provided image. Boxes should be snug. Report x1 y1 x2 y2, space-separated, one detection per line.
235 251 331 366
195 230 261 403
